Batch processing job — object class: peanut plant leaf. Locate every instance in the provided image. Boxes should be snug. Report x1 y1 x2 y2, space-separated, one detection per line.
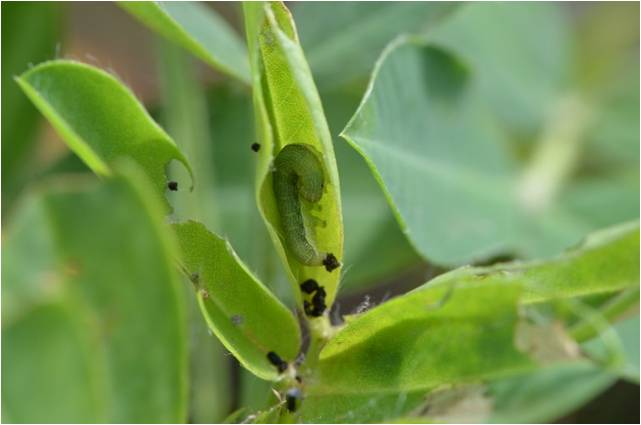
313 280 531 396
299 223 639 420
293 2 459 89
16 60 192 205
244 2 344 307
119 1 250 84
2 164 187 422
341 37 638 266
173 220 301 380
506 221 639 303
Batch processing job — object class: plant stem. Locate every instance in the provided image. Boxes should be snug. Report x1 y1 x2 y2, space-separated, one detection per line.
517 95 591 213
571 287 641 342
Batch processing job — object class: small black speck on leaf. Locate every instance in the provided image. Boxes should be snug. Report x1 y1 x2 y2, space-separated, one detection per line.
168 181 178 191
251 143 261 152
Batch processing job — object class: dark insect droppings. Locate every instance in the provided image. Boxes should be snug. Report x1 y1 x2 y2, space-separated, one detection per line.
311 287 326 315
286 388 302 412
251 143 261 152
266 351 288 373
300 279 319 294
167 181 178 191
322 253 340 272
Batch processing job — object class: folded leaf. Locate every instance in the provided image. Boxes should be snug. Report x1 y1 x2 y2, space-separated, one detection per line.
120 2 250 84
173 221 301 380
2 165 187 422
244 2 344 307
16 60 192 205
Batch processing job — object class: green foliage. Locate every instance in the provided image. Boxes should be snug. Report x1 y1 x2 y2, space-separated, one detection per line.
427 2 572 134
119 1 250 84
2 167 187 423
15 60 192 205
2 2 61 214
296 223 638 422
244 2 344 306
173 220 300 380
342 37 638 266
293 2 459 89
4 2 639 424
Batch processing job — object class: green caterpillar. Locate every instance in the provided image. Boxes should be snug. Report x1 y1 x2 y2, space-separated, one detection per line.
272 144 339 272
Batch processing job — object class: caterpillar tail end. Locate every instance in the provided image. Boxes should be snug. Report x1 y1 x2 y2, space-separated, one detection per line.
322 253 340 272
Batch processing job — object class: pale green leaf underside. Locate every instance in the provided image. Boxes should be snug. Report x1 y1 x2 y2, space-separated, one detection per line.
2 166 187 422
16 60 192 205
119 1 250 84
245 2 344 306
173 220 300 380
342 37 637 266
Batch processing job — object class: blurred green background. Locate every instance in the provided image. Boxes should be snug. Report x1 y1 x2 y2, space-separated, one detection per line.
2 2 639 423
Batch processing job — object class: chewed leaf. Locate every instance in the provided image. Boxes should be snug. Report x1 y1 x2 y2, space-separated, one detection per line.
16 60 193 206
119 1 250 84
244 2 344 311
173 220 301 380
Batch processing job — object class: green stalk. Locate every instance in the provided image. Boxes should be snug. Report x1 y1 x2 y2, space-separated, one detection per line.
571 287 641 342
518 96 591 213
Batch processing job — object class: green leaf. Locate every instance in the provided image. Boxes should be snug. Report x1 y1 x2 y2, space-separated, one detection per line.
342 37 637 266
314 279 531 395
293 2 458 89
173 220 301 380
2 165 187 422
511 222 639 303
119 1 250 84
428 3 572 134
414 222 638 306
244 2 344 306
2 2 62 214
300 223 638 420
16 60 192 205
